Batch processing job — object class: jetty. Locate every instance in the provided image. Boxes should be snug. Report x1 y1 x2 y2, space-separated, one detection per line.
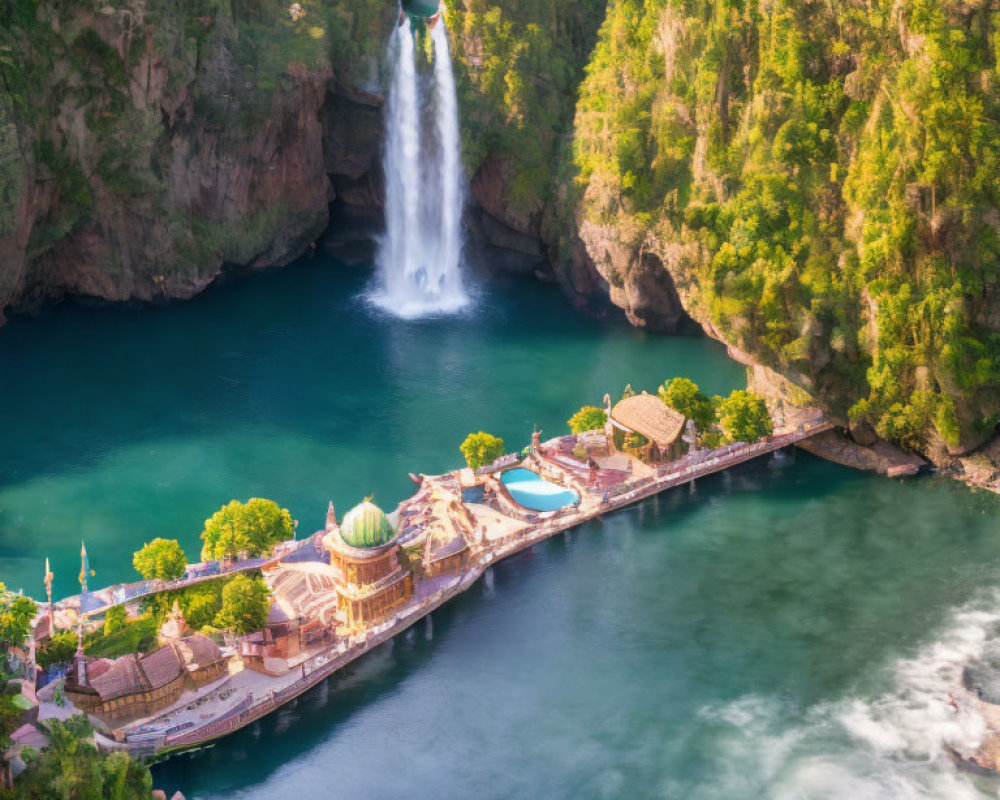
30 403 834 759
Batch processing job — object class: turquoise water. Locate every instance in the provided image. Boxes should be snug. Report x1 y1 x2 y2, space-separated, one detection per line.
4 258 1000 798
500 467 580 511
0 261 740 598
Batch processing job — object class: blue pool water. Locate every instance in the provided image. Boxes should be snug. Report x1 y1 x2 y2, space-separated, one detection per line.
500 468 579 511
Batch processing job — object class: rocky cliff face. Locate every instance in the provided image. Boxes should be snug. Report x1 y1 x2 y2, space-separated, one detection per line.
0 0 394 322
557 0 1000 464
0 0 610 319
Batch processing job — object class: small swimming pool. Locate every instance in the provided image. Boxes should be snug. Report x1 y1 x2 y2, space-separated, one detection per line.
500 468 579 512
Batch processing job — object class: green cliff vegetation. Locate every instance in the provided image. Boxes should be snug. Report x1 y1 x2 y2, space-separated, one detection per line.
446 0 606 215
569 0 1000 453
0 0 390 311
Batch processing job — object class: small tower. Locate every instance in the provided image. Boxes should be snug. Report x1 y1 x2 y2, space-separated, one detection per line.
325 501 338 532
43 558 54 634
74 543 91 688
531 425 542 451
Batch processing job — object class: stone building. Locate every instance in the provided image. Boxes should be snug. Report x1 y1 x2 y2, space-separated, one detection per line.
65 634 227 722
323 499 413 628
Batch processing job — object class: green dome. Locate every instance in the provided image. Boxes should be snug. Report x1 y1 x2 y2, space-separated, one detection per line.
339 500 396 549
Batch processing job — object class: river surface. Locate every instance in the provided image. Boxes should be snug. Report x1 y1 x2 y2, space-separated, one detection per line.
3 259 1000 798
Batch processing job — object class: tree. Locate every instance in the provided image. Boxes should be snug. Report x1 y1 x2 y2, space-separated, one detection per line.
716 391 773 444
103 606 126 636
5 715 153 800
132 538 187 581
178 581 225 631
0 583 33 753
659 378 715 432
214 575 270 637
35 633 77 671
201 498 294 562
567 405 607 434
0 583 35 658
459 432 505 470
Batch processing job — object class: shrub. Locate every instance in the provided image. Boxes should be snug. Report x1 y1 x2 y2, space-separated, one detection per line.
132 538 187 581
459 432 506 470
659 378 715 432
716 390 773 443
214 575 270 637
103 606 126 636
567 405 607 434
36 632 77 671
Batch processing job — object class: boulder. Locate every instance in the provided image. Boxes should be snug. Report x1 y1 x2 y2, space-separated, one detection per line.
848 418 878 447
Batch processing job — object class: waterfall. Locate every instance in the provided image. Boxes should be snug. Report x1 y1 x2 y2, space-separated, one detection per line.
371 19 469 318
430 22 463 301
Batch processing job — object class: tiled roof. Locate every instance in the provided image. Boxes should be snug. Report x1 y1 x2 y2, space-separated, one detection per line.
90 654 149 700
175 635 223 668
139 644 183 688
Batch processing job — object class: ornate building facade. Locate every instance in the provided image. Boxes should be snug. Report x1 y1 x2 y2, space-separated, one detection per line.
323 499 414 628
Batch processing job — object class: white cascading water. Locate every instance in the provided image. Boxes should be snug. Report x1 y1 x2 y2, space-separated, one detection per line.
371 18 468 318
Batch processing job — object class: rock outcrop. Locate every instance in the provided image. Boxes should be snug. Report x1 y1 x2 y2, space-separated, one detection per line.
0 0 395 322
555 0 1000 467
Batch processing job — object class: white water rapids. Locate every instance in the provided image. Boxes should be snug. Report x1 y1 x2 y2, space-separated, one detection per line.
693 594 1000 799
371 19 468 318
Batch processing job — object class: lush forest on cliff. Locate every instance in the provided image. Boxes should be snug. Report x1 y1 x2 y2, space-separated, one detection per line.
568 0 1000 453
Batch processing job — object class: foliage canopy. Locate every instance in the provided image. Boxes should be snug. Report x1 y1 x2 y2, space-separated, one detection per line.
460 432 506 470
214 575 270 637
133 538 187 582
567 405 607 434
201 498 294 562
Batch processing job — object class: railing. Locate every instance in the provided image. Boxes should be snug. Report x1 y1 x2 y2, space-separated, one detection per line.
79 555 278 618
475 453 521 475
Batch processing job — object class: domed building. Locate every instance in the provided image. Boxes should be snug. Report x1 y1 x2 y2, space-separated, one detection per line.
324 499 414 629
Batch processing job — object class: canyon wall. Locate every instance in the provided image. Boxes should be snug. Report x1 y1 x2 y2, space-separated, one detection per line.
0 0 395 321
556 0 1000 462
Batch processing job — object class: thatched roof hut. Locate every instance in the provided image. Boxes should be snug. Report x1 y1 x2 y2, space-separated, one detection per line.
610 392 685 449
